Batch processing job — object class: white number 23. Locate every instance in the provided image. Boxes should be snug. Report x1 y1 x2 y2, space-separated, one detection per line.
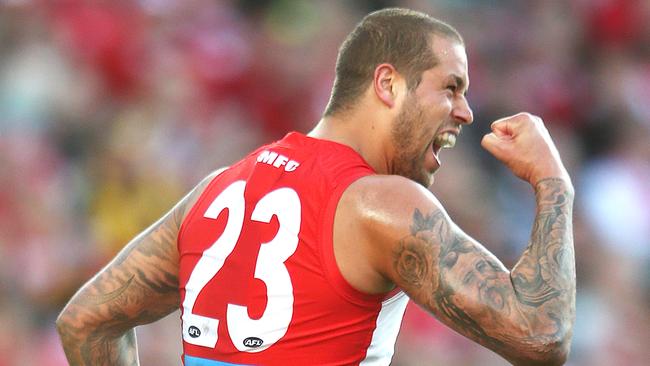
181 180 301 352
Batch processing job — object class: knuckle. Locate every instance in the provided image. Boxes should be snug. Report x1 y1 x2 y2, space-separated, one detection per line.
507 113 529 126
515 112 546 129
515 112 531 119
519 112 536 122
491 117 506 126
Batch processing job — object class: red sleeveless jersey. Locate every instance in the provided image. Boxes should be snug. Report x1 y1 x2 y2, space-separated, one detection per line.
178 132 408 366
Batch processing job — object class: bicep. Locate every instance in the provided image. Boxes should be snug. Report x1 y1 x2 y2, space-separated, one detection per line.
361 181 531 359
356 176 569 364
389 206 527 350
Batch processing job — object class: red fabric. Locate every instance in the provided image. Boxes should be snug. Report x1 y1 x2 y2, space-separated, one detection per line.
178 132 392 365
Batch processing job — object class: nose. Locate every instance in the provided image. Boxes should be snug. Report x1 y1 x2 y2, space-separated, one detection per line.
452 96 473 125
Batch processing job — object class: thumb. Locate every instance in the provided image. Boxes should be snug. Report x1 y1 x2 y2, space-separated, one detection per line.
481 132 511 160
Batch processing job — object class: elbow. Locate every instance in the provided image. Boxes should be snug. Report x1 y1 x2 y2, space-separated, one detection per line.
55 304 82 342
512 332 573 366
55 307 72 338
55 304 91 358
533 337 571 366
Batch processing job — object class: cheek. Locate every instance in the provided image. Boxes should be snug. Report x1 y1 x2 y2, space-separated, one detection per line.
419 109 447 143
430 95 453 118
419 94 452 124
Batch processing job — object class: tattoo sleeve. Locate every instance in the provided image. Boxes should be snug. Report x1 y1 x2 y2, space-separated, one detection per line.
57 172 219 366
393 178 575 365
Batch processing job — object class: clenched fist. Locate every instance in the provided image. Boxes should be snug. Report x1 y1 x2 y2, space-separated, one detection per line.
481 113 571 187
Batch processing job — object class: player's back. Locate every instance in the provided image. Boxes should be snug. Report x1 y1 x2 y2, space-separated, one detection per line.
178 132 408 366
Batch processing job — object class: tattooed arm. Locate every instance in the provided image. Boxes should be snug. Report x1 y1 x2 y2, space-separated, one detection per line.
56 170 223 366
335 114 575 365
391 178 574 366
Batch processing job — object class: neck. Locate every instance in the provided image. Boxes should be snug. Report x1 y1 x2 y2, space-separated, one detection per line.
308 111 391 175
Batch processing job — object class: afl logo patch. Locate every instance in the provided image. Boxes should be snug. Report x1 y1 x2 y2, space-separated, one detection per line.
243 337 263 348
188 326 201 338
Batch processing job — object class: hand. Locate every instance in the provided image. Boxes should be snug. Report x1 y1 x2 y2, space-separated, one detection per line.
481 113 571 186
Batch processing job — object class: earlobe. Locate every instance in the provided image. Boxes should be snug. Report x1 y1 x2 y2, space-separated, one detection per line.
374 64 398 108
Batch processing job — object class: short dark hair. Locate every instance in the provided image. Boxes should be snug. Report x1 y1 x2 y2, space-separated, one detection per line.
323 8 463 116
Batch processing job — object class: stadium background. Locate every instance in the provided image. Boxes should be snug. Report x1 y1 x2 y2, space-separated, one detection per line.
0 0 648 365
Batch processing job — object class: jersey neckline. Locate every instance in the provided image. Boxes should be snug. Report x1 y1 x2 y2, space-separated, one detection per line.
282 132 377 174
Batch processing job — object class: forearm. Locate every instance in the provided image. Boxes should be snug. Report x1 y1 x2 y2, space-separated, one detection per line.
56 271 177 366
56 231 178 366
510 177 576 347
58 319 139 366
56 275 143 366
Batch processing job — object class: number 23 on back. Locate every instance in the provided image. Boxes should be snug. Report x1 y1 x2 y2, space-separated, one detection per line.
181 181 301 352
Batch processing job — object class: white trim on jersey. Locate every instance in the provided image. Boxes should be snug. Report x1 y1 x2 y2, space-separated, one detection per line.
359 292 409 366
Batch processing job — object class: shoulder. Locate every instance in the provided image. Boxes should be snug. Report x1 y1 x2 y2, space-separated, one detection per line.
334 174 450 291
173 167 229 228
339 174 446 234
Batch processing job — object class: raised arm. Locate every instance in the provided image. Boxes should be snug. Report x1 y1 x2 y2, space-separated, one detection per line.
390 177 574 366
56 170 223 366
338 113 575 365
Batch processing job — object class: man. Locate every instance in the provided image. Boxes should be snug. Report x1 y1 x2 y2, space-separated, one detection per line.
57 8 575 366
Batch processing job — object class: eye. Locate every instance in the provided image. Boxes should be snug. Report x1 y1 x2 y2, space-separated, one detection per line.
446 84 457 93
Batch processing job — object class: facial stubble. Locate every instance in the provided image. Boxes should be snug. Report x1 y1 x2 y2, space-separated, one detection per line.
391 94 434 188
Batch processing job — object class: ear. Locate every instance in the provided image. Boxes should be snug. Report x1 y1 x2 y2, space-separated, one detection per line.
373 63 401 109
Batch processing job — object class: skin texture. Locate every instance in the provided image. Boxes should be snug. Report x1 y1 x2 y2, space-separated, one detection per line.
56 171 221 365
389 38 473 187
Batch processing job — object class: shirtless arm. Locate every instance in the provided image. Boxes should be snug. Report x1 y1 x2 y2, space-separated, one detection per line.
391 177 574 365
56 170 223 366
339 113 575 365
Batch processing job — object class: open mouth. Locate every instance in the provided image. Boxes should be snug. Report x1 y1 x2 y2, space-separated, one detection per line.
434 131 457 149
431 131 458 164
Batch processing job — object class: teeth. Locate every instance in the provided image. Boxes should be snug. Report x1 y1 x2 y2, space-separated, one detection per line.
434 132 457 148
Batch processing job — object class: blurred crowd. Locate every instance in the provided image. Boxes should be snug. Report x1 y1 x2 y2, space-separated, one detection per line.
0 0 648 365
